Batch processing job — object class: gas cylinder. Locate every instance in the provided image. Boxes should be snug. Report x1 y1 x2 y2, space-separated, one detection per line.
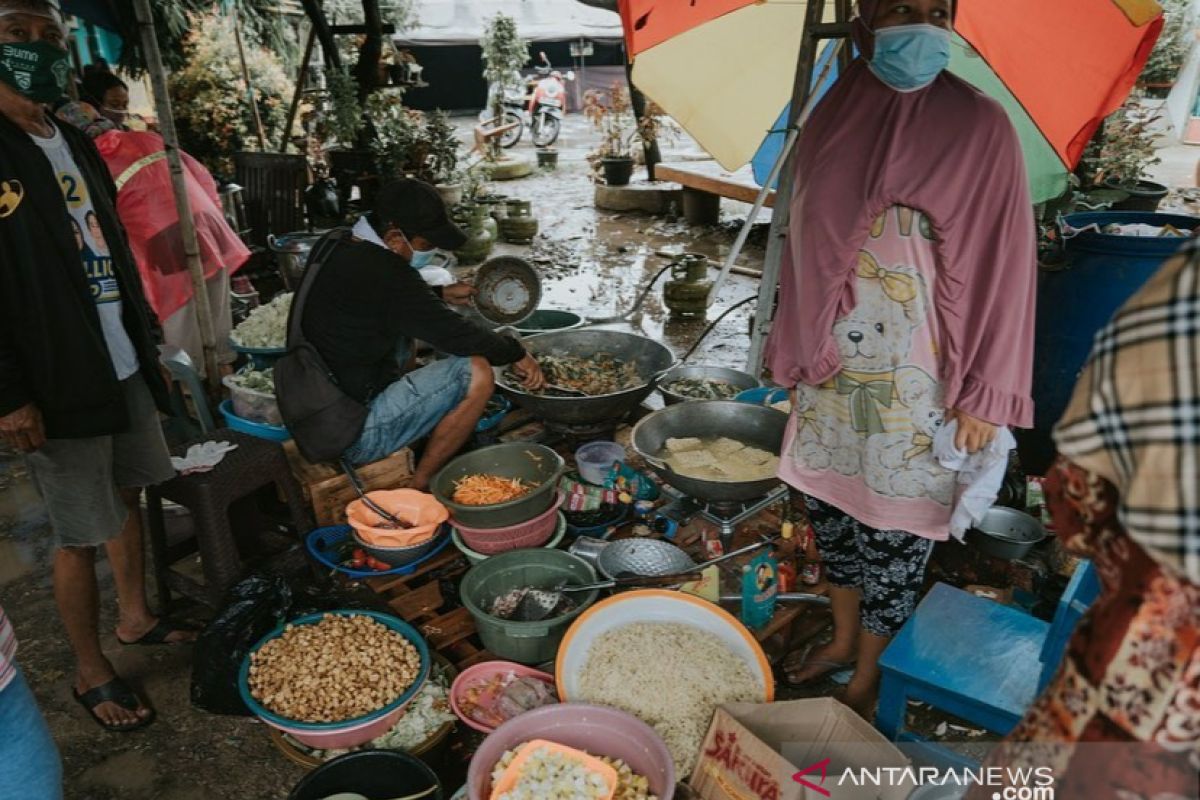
662 253 712 318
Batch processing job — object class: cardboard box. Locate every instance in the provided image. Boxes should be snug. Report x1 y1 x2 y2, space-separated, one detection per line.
689 699 911 800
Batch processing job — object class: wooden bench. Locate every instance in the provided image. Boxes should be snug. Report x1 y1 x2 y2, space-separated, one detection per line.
654 162 776 225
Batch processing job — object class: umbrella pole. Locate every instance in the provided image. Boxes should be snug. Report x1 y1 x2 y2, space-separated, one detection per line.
132 0 222 391
707 39 843 306
746 0 849 376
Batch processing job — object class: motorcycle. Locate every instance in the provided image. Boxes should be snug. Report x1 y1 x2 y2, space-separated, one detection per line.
528 70 574 148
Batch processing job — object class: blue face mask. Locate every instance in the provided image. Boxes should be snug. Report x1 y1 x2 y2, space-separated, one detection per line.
869 24 952 92
408 247 437 268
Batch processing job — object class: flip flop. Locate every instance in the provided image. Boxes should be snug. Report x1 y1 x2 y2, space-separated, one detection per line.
72 677 156 733
785 656 855 687
116 618 199 647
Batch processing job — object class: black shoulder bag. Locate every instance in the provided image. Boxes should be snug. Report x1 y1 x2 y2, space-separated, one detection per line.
273 228 368 463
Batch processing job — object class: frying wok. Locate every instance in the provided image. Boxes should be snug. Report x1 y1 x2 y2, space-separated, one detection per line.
632 400 788 503
496 329 676 426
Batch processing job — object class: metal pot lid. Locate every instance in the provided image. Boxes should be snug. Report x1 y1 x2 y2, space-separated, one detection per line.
269 231 324 253
474 256 542 325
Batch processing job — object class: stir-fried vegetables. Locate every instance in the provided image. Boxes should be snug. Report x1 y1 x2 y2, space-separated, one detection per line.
511 353 641 397
451 474 536 506
662 377 740 400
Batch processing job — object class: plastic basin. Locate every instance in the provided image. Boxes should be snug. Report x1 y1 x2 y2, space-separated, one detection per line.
219 400 290 442
575 441 626 486
431 443 565 529
453 493 564 555
555 590 775 704
238 610 431 750
460 549 598 665
452 513 567 565
346 489 449 548
735 386 789 406
289 750 442 800
449 661 557 733
466 704 675 800
351 526 447 568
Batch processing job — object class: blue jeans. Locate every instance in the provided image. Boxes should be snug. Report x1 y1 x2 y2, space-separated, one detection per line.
0 669 63 800
345 356 473 466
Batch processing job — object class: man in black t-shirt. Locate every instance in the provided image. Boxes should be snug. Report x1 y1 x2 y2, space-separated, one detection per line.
301 179 544 489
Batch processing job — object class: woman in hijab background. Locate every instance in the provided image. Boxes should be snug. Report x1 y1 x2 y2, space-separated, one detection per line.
765 0 1037 717
965 242 1200 799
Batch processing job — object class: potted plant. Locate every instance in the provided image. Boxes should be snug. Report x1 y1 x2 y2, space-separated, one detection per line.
423 110 463 204
317 67 376 204
1139 0 1190 97
584 83 637 186
1085 103 1167 212
480 13 529 162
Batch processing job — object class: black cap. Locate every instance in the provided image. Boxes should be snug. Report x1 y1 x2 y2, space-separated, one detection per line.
372 178 467 251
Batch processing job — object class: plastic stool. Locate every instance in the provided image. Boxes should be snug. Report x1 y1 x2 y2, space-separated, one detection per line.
876 561 1099 769
146 429 313 609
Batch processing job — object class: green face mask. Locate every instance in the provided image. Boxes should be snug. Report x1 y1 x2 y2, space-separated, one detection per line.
0 40 71 103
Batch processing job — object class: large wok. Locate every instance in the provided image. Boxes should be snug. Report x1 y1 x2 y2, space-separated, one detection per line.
496 329 676 426
632 400 789 503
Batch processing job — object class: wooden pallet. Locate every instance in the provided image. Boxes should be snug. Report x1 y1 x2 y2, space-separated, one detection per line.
282 441 415 527
364 547 496 670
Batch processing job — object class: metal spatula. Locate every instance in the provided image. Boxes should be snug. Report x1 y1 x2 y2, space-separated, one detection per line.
340 458 411 529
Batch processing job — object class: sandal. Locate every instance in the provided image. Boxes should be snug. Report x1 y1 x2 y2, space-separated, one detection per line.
784 645 855 687
72 677 156 733
116 618 199 647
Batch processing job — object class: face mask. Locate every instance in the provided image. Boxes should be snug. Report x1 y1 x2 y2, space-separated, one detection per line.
868 24 951 92
408 247 437 269
0 41 71 103
100 106 128 125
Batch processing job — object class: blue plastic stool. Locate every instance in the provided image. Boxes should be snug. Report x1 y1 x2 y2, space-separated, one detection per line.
876 561 1099 769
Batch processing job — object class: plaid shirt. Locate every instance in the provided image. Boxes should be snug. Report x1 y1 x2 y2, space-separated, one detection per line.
1055 237 1200 584
0 605 16 692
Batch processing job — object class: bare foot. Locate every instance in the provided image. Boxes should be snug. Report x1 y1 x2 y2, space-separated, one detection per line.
74 667 154 731
784 643 856 685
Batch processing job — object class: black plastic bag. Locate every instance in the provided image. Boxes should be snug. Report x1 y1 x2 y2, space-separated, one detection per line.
190 572 381 715
190 575 294 715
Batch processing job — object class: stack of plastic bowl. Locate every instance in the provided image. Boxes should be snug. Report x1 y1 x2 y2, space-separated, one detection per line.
345 489 450 567
432 443 566 555
238 610 431 751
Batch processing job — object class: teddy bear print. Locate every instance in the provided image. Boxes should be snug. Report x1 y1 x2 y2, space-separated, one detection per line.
789 247 953 503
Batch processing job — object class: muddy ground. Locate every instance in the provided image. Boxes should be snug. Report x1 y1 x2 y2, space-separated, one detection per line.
0 115 784 800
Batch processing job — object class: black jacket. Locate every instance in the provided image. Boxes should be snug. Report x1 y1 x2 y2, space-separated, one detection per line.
0 115 168 438
301 236 526 404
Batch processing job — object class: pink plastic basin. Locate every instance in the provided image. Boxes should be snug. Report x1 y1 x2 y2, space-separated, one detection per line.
466 703 675 800
273 701 412 749
453 493 564 555
449 660 557 734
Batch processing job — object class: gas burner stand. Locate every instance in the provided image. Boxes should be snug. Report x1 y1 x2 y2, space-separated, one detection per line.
658 484 790 549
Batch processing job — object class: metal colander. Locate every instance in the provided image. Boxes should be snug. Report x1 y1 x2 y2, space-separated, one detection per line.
596 539 696 580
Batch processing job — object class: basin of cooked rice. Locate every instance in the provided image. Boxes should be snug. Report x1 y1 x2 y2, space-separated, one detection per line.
575 621 762 776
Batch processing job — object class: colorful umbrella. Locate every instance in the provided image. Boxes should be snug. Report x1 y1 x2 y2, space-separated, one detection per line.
621 0 1164 203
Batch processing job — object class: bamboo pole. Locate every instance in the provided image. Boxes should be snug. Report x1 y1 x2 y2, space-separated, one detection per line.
132 0 221 390
233 6 269 151
281 26 317 153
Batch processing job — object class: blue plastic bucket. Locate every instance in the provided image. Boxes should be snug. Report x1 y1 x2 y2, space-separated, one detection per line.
1034 212 1196 431
219 400 291 442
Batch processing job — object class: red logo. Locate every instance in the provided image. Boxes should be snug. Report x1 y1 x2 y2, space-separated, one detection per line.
792 758 832 797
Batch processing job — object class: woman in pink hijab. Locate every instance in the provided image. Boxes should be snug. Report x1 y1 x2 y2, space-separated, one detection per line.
766 0 1036 717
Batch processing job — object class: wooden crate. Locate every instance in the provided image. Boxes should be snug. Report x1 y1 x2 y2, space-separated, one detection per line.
282 442 415 527
364 547 495 670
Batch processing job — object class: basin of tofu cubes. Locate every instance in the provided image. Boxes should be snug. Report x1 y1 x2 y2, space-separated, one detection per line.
661 437 780 483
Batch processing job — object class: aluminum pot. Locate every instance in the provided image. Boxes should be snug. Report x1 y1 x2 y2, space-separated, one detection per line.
966 507 1048 561
632 400 788 503
658 364 760 405
268 232 324 289
495 329 677 426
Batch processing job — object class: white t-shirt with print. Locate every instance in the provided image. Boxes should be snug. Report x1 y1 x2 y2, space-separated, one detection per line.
30 126 139 380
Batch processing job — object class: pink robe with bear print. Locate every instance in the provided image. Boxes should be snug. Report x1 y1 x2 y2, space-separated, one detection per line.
780 206 955 540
